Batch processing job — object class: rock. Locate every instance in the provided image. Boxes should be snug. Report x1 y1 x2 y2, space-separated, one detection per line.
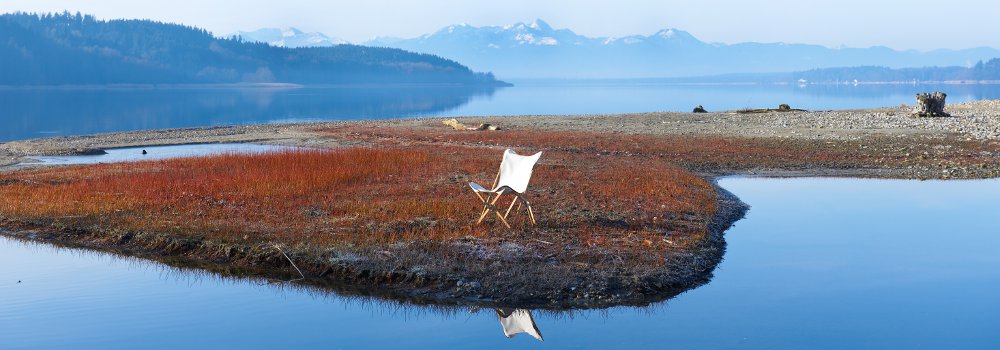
473 123 500 131
692 105 707 113
912 92 950 117
778 104 791 111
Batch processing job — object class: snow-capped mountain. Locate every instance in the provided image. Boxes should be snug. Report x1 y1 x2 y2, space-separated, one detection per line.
234 27 347 48
367 19 700 49
363 19 1000 79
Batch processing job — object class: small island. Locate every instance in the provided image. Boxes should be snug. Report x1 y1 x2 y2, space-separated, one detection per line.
2 101 999 309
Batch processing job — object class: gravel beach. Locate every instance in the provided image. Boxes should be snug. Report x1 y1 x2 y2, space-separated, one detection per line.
3 100 999 177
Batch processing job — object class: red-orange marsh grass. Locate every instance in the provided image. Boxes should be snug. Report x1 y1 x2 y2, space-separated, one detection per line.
0 146 716 249
323 124 996 170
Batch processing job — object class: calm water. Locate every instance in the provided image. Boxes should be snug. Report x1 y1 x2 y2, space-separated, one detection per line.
17 143 292 166
3 82 1000 142
2 177 999 349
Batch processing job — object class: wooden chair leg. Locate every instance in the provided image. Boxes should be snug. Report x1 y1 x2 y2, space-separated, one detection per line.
488 193 510 228
522 197 537 225
495 210 511 228
476 193 495 224
474 190 529 228
477 207 490 224
503 196 518 220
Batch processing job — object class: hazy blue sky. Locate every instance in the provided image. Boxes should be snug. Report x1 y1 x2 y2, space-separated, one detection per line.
1 0 997 50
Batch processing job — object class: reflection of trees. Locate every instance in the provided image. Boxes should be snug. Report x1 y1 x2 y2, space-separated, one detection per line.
786 83 1000 100
0 85 499 142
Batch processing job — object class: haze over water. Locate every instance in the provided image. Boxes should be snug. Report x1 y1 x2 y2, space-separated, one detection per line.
5 82 1000 142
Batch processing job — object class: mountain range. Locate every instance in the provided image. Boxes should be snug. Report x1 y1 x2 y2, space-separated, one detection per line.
239 19 1000 79
364 19 1000 78
0 12 505 86
233 27 348 48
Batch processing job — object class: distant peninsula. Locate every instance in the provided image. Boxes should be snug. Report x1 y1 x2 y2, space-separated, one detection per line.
792 60 1000 84
0 12 509 86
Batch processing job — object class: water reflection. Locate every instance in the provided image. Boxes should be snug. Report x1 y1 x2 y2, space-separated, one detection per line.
0 234 556 346
496 308 544 341
0 85 499 142
16 143 294 166
4 178 1000 348
7 83 1000 143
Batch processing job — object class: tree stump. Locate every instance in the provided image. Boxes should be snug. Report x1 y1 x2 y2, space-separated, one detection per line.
912 92 950 117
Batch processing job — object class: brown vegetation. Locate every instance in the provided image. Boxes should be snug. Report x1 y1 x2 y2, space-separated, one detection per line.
3 120 996 308
0 137 727 308
0 146 715 247
320 122 1000 178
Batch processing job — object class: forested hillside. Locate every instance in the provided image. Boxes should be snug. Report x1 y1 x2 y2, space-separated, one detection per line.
795 59 1000 83
0 12 506 85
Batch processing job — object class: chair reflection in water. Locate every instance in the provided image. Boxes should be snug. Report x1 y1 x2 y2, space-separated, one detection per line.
496 308 544 341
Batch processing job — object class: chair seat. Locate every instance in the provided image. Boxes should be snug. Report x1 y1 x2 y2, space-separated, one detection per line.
470 182 515 194
469 181 490 192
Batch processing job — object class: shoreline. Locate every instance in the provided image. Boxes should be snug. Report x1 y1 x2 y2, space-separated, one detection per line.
0 179 747 310
3 100 999 171
1 101 998 309
0 81 513 91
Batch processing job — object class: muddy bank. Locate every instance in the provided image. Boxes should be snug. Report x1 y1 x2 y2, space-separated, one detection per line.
0 181 745 310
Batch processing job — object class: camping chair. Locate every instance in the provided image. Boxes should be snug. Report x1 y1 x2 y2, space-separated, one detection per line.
469 149 542 228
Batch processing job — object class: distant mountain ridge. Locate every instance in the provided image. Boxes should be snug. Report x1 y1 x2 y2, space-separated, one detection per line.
368 19 701 48
359 19 1000 79
0 12 506 86
234 27 348 48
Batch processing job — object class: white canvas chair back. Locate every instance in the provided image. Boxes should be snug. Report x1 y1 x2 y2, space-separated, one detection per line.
494 149 542 193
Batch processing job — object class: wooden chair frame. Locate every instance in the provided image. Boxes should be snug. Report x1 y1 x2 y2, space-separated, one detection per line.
472 163 537 228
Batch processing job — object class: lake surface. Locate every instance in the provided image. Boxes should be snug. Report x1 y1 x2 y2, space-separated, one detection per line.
2 177 998 349
4 82 1000 142
17 143 292 166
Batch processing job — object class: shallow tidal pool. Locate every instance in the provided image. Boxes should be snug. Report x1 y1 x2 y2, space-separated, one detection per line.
1 177 998 349
17 143 292 166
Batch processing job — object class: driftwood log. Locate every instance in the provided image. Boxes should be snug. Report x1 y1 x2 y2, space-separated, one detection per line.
912 92 950 117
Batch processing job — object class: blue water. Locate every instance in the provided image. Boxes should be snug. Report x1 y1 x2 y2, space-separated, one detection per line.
17 143 292 166
2 177 998 349
3 82 1000 142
